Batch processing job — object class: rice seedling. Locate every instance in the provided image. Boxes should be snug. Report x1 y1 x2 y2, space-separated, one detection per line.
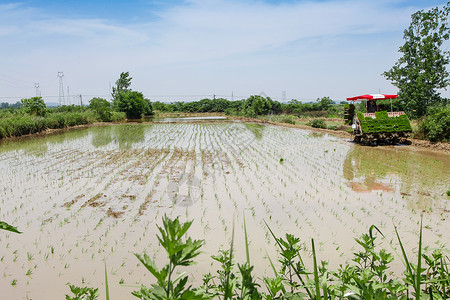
0 122 448 299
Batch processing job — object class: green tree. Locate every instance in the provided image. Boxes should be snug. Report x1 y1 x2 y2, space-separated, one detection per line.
317 96 333 110
89 97 112 122
383 3 450 118
243 95 275 116
111 72 132 103
115 90 149 119
21 97 47 116
143 97 153 116
152 101 168 112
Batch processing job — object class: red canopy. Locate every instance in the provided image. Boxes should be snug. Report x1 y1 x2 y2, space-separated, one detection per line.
346 94 398 101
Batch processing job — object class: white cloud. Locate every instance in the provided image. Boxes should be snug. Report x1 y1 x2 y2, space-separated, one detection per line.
0 0 429 102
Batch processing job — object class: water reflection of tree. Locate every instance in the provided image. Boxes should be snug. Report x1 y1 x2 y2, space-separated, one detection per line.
46 128 89 146
113 124 146 149
0 128 89 156
343 145 449 210
0 137 48 156
91 126 113 148
244 123 265 140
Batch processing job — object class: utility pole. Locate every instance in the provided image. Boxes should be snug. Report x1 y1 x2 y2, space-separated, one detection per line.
80 94 83 106
231 91 234 101
282 91 286 103
34 83 40 97
57 71 65 105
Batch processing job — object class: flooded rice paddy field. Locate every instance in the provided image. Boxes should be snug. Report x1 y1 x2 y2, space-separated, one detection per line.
0 122 449 299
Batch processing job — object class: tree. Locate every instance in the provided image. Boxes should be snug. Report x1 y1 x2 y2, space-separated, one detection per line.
317 96 333 111
383 3 450 118
21 97 47 116
115 90 150 119
89 97 112 122
110 72 153 119
111 72 132 103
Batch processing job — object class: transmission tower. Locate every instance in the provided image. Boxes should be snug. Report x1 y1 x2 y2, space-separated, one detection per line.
282 91 286 103
67 86 71 105
57 71 65 105
34 83 40 97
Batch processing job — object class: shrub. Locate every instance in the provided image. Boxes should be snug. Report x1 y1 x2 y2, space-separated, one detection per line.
114 90 151 119
0 115 44 137
89 98 112 122
0 111 117 140
21 97 47 116
110 111 126 122
308 118 327 129
418 106 450 142
328 125 338 130
52 105 86 113
298 110 327 118
280 115 295 124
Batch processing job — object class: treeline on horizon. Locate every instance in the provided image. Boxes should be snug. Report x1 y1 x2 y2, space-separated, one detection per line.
0 93 448 141
152 95 343 118
1 95 344 118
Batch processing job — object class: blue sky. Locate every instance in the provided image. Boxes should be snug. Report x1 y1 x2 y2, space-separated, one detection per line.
0 0 449 103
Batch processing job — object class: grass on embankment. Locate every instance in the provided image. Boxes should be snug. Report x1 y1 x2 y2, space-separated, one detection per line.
0 111 125 139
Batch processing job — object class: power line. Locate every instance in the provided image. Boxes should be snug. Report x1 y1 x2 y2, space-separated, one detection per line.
0 74 34 85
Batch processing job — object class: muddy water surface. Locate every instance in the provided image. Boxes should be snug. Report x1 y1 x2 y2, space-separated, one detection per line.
0 123 449 299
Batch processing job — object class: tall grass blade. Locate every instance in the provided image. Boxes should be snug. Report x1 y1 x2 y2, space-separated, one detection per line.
441 256 447 299
265 250 287 294
416 217 423 299
264 220 313 299
224 216 235 300
243 213 250 265
311 239 321 300
105 260 110 300
265 250 278 277
395 224 418 298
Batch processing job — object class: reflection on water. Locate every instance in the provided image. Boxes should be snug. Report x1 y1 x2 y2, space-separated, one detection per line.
90 126 113 148
244 123 265 140
0 127 89 156
0 123 449 300
112 124 146 149
343 145 450 210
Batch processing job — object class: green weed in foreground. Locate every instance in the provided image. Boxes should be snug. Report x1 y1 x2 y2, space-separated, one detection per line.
65 284 99 300
0 221 21 234
4 214 444 299
123 216 449 299
133 216 206 299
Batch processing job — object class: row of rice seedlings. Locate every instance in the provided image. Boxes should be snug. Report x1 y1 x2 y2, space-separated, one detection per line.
1 123 448 299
